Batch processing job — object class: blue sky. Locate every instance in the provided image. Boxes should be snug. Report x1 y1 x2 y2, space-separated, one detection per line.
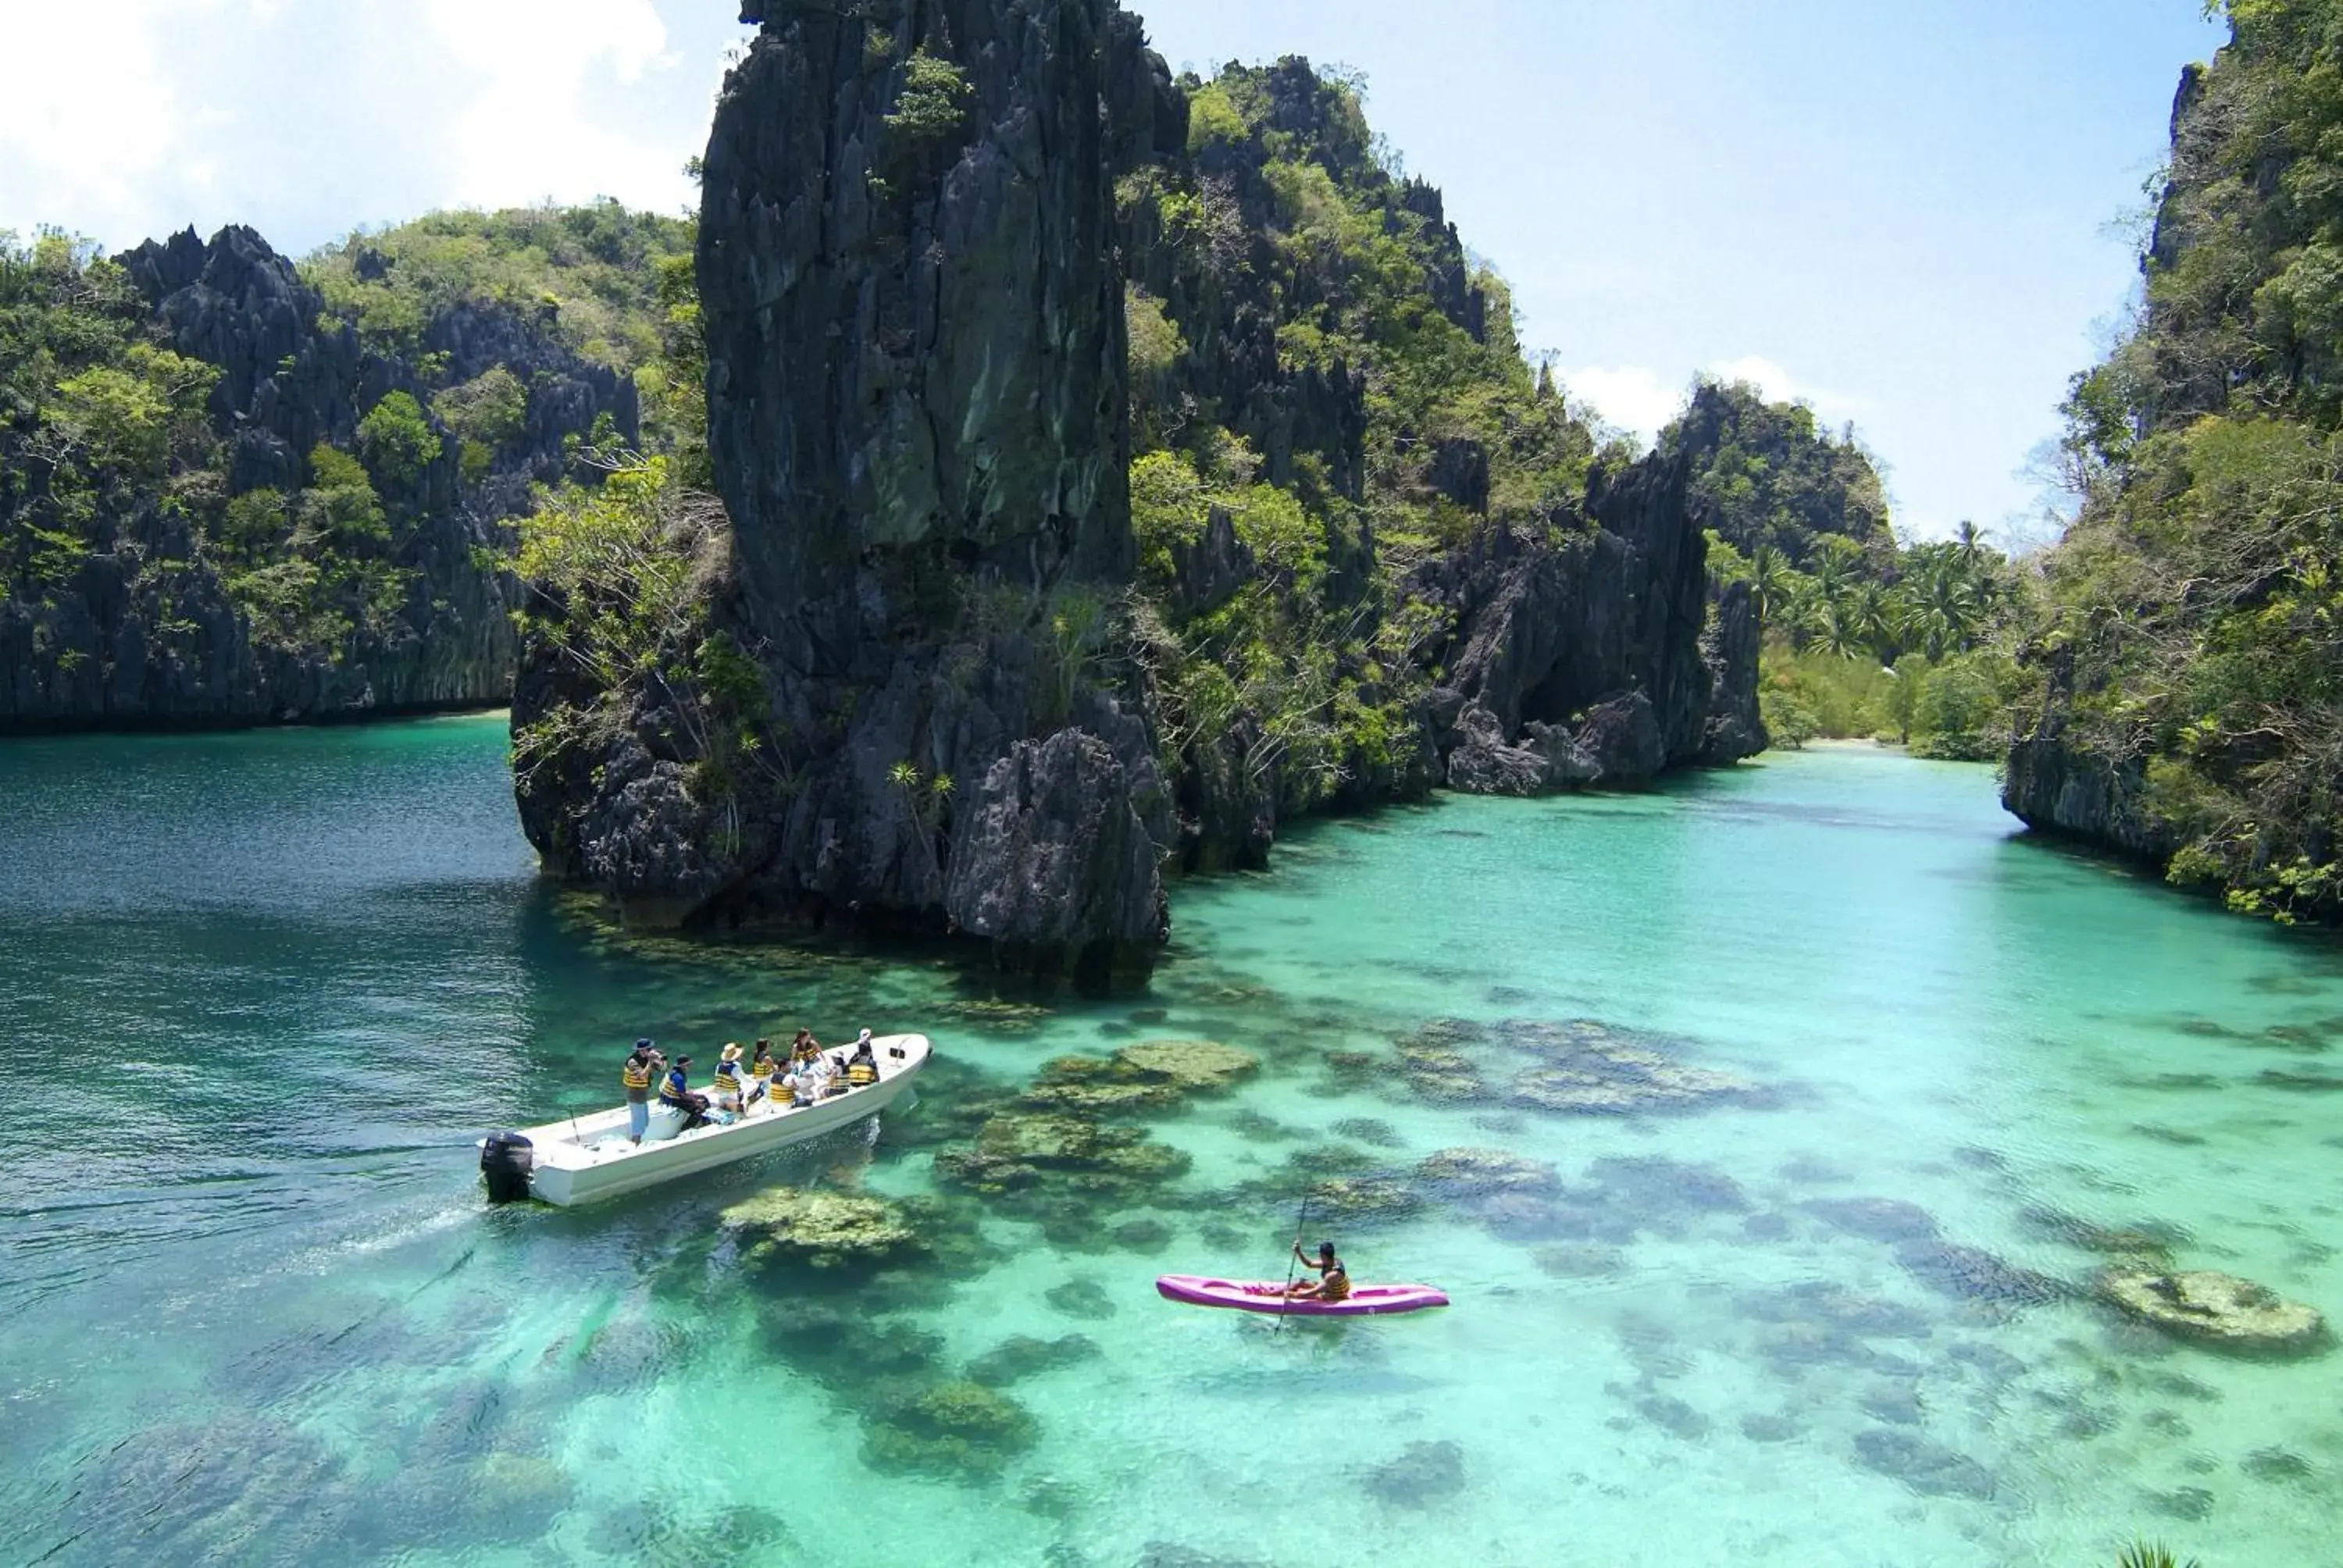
0 1 2224 542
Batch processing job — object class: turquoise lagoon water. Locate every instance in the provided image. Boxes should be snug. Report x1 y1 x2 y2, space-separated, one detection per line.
2 719 2340 1565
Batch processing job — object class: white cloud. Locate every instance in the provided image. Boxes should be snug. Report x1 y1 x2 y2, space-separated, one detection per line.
1559 355 1867 444
0 0 745 255
1559 364 1685 442
0 3 187 244
1707 355 1867 423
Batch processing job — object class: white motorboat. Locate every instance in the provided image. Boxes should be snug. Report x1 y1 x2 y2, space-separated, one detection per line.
480 1034 932 1206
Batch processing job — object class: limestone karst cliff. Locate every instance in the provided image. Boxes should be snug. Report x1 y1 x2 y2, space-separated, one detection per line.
2004 5 2343 921
508 2 1762 978
0 223 637 729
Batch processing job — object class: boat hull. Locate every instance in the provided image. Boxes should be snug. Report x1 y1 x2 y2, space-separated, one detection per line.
1154 1274 1450 1317
506 1035 930 1206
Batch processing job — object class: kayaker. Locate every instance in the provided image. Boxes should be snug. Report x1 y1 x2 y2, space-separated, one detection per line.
1285 1241 1351 1303
659 1053 714 1131
845 1032 879 1087
712 1044 749 1116
622 1040 659 1144
747 1039 778 1107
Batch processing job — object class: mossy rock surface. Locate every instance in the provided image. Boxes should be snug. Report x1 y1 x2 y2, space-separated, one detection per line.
762 1303 943 1388
721 1186 922 1268
1113 1039 1260 1091
1415 1146 1561 1198
2098 1269 2329 1356
935 1112 1192 1203
1022 1055 1185 1115
860 1379 1039 1483
1305 1174 1425 1224
966 1332 1100 1387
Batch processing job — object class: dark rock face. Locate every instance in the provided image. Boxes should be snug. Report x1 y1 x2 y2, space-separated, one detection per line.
516 0 1182 978
943 729 1171 982
512 12 1763 974
2 225 627 731
1412 440 1761 793
1700 579 1766 764
2002 653 2171 860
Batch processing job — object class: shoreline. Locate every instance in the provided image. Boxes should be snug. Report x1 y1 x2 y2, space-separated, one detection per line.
0 700 511 740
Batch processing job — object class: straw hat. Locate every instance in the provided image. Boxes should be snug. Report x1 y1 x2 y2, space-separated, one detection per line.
721 1042 743 1063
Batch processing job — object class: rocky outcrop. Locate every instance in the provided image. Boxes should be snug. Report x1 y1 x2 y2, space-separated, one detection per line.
516 0 1184 979
512 16 1761 978
1 225 631 731
2002 651 2171 859
1700 579 1766 764
2099 1268 2328 1356
943 729 1171 982
1413 440 1761 792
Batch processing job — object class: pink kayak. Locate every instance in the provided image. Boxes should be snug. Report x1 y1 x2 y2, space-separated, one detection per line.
1156 1274 1450 1317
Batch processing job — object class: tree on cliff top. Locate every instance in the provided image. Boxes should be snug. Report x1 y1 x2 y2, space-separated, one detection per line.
1662 379 1892 570
304 200 694 375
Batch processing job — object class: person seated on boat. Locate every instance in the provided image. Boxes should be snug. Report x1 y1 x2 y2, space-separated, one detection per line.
712 1043 750 1116
845 1032 879 1088
1285 1241 1350 1303
825 1052 856 1096
747 1039 778 1107
622 1040 660 1144
783 1053 823 1109
658 1053 715 1131
790 1028 822 1065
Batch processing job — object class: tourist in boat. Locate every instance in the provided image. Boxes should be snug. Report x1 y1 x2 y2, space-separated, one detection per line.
791 1028 822 1063
845 1032 879 1087
658 1053 715 1131
747 1039 778 1107
1285 1241 1351 1303
712 1044 749 1116
622 1040 660 1144
783 1053 823 1108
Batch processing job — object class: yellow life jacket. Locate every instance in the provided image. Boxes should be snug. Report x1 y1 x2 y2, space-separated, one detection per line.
1319 1267 1351 1303
749 1057 776 1084
847 1060 878 1086
621 1060 654 1092
715 1062 744 1094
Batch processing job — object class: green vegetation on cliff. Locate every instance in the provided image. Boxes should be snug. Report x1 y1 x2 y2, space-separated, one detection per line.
0 230 414 664
303 200 693 376
1671 379 2024 758
1665 380 1891 569
1119 60 1604 822
2 205 677 727
2013 0 2343 921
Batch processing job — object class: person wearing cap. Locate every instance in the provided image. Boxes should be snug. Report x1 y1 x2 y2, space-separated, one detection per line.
712 1044 749 1117
658 1052 714 1131
1282 1240 1350 1303
622 1040 659 1144
845 1030 879 1088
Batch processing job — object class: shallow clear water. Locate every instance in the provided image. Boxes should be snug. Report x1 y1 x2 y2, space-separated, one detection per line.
3 722 2339 1565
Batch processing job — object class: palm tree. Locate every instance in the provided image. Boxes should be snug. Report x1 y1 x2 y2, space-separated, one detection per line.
1953 519 1987 568
1750 546 1799 625
2113 1541 2200 1568
1849 581 1896 662
1810 594 1868 659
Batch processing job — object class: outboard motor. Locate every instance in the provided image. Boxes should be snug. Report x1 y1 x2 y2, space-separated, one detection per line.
480 1130 534 1204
